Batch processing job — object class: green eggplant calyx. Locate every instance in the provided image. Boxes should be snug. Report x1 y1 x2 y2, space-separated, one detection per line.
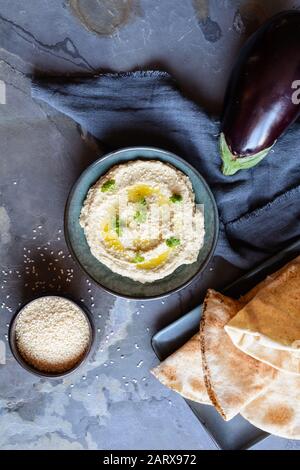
220 133 274 176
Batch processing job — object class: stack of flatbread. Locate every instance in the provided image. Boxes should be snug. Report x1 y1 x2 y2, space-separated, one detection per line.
151 256 300 440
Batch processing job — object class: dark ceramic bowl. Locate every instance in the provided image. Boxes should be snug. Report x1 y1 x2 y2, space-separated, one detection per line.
9 295 95 378
65 147 219 300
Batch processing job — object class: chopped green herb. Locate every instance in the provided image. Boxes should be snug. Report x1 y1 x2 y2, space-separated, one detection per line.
113 215 122 237
170 194 183 203
166 237 181 248
132 254 145 263
134 210 147 223
101 179 116 192
139 197 147 206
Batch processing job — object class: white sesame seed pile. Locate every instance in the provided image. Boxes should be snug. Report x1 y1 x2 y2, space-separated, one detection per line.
15 297 90 373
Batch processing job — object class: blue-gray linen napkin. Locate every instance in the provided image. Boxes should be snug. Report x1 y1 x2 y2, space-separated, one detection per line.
32 71 300 270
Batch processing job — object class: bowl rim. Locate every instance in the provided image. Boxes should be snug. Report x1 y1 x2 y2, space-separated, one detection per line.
9 294 95 379
64 146 219 301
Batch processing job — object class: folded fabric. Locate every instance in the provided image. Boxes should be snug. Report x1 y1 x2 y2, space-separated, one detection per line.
225 256 300 375
32 71 300 270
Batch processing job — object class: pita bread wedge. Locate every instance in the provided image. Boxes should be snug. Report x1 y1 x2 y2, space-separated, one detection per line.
225 256 300 375
242 371 300 439
200 290 276 421
151 333 211 405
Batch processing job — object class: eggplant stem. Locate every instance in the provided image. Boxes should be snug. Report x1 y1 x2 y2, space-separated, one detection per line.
220 133 274 176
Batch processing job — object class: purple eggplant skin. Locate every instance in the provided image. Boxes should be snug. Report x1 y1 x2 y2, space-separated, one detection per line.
220 10 300 176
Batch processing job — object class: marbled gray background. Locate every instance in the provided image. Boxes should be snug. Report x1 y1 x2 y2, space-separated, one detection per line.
0 0 300 450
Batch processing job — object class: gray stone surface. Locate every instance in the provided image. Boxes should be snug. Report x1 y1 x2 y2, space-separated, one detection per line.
0 0 299 450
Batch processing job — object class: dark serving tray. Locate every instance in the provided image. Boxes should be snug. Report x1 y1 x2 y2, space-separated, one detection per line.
152 239 300 450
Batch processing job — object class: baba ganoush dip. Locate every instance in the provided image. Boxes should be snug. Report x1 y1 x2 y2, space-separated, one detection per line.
80 160 205 283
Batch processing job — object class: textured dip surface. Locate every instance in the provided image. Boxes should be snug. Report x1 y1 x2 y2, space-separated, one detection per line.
80 160 205 283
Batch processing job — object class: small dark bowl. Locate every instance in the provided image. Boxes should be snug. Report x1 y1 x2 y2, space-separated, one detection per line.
9 295 95 379
65 147 219 300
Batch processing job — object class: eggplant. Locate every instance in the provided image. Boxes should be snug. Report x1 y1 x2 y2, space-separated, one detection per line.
220 10 300 176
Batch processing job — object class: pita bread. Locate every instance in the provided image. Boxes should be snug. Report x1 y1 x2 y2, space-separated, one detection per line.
226 328 300 375
242 370 300 439
225 256 300 375
239 260 292 305
200 290 276 421
151 333 211 405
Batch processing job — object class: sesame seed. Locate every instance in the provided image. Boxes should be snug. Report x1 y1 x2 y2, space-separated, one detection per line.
15 297 90 374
